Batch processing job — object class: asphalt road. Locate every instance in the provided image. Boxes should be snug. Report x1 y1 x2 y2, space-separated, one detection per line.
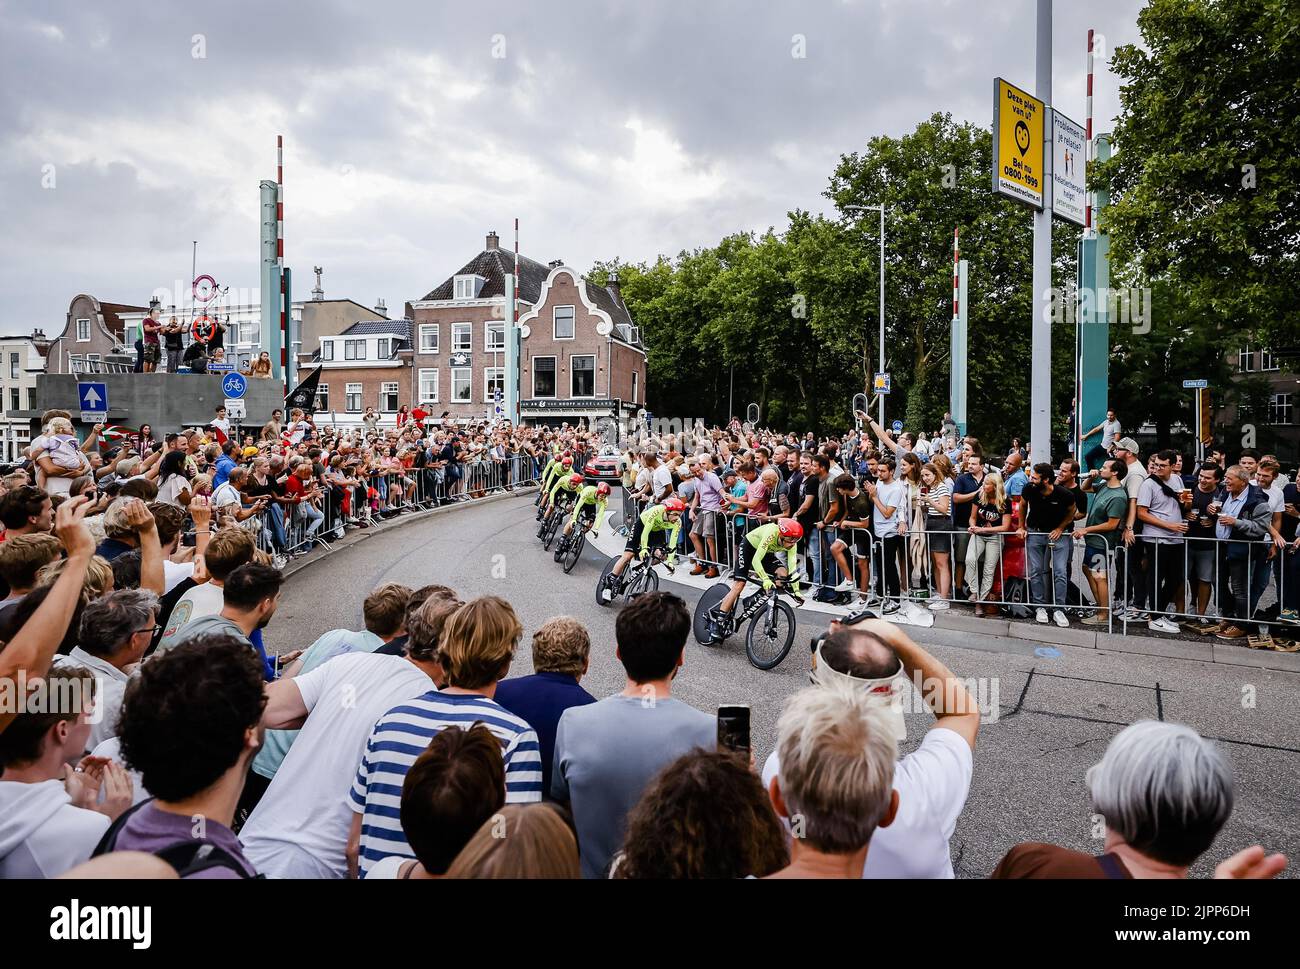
272 492 1300 878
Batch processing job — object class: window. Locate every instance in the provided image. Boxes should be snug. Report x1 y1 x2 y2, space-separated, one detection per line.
419 324 439 353
344 339 366 361
68 354 84 373
554 305 575 340
454 275 482 300
239 319 261 345
315 384 329 411
452 322 472 351
571 354 596 397
418 368 439 403
632 369 638 405
9 388 18 411
76 318 90 342
1269 393 1293 426
1260 348 1280 372
532 356 556 398
376 338 390 359
452 367 472 402
485 321 505 352
26 388 35 410
9 354 18 379
484 367 505 403
346 383 362 412
1238 346 1255 373
381 382 399 412
322 340 334 361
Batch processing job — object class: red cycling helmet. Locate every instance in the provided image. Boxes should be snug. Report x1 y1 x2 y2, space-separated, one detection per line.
596 482 611 497
777 518 803 540
663 497 686 513
561 456 573 466
569 473 584 487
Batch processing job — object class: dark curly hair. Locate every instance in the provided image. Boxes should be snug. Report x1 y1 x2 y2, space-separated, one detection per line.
615 749 788 879
118 634 266 801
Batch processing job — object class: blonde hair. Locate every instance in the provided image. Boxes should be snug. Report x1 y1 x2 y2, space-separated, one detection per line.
444 804 579 879
47 417 74 436
438 596 522 689
37 554 114 603
981 470 1008 511
530 617 591 678
775 681 897 854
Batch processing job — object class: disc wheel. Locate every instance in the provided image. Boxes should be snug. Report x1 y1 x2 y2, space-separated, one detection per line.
745 599 797 670
562 531 585 573
596 556 619 607
693 582 732 646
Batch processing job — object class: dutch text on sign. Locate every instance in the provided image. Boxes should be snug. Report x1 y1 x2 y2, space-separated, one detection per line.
992 77 1045 209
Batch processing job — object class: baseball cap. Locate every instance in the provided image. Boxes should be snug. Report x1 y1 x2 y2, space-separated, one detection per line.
1114 437 1140 454
811 637 907 742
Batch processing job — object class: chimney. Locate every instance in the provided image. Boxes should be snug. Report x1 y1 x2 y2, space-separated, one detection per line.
548 259 564 269
608 270 622 306
312 266 325 301
375 298 388 316
486 230 499 251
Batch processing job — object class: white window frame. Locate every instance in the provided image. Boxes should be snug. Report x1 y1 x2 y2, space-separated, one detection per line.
1238 346 1255 373
315 383 329 411
553 305 576 340
1269 393 1293 426
484 367 505 403
570 354 596 398
1260 348 1279 372
419 324 439 353
485 320 505 352
451 367 472 403
380 381 399 412
321 340 335 361
76 318 91 342
418 368 439 404
632 369 638 405
345 382 363 412
532 355 557 399
452 322 472 352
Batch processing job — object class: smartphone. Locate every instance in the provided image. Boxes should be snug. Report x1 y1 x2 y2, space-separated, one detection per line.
717 705 751 755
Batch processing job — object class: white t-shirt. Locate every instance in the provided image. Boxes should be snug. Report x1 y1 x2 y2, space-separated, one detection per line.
364 855 409 879
1100 419 1121 449
239 652 432 879
157 474 189 505
762 726 973 879
0 779 109 878
162 559 194 594
155 582 224 651
212 482 242 510
651 464 674 501
873 479 908 537
51 648 131 752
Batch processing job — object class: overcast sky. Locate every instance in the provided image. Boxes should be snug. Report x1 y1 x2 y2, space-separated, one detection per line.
0 0 1146 331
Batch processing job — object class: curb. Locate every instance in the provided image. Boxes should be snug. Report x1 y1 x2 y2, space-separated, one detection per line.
281 487 536 582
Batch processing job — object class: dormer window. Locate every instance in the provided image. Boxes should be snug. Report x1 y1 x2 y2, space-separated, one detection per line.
454 275 485 300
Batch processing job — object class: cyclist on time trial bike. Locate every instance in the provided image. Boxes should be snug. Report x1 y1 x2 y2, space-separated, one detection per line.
537 454 574 518
560 480 611 545
544 471 585 519
600 496 684 602
710 518 804 629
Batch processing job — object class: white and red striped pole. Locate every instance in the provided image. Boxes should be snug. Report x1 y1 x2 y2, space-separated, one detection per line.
277 135 286 378
1085 29 1095 236
952 226 960 320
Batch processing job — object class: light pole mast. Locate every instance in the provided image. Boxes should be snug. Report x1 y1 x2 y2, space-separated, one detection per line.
1029 0 1054 465
844 203 887 426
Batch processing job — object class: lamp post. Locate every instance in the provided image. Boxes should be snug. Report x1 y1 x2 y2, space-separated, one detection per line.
843 203 886 426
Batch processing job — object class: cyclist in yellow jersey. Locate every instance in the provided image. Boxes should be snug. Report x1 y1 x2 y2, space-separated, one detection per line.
713 518 804 624
599 497 684 602
537 452 572 519
544 471 584 520
555 481 610 558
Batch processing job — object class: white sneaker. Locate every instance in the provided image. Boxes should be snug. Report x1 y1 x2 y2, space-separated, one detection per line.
1148 617 1180 634
1052 609 1069 628
600 587 613 603
835 578 855 592
928 599 950 611
1035 608 1049 624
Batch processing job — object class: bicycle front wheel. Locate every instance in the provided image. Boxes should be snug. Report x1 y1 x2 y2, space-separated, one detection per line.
746 599 796 670
562 531 585 573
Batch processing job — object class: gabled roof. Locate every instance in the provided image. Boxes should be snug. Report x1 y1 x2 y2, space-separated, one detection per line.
98 301 151 339
419 248 552 303
585 281 634 331
339 318 413 341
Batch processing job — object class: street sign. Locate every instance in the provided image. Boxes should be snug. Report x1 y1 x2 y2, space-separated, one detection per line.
221 372 248 399
1051 111 1087 226
77 382 107 423
207 362 235 372
1182 379 1209 390
992 77 1045 209
891 420 904 434
223 398 246 420
873 373 891 394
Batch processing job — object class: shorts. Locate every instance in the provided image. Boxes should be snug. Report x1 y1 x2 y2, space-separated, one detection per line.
142 342 161 364
625 518 667 555
833 528 870 559
576 504 596 527
690 508 719 539
1188 542 1216 584
733 538 783 583
925 524 951 554
1082 545 1110 574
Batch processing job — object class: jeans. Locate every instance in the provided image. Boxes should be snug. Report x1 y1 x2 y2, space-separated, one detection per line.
809 525 827 587
297 501 324 539
965 534 1002 600
165 347 184 373
1218 546 1267 630
1026 532 1072 608
875 534 903 600
1144 540 1185 617
265 504 288 550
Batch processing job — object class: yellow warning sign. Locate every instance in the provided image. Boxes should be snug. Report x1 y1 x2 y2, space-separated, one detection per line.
992 77 1045 209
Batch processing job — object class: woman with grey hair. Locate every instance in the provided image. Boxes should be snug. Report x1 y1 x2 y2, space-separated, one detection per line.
993 721 1286 878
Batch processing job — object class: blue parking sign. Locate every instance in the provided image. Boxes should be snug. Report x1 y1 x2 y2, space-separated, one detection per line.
221 373 247 399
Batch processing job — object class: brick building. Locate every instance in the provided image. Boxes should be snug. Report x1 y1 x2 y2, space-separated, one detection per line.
402 230 646 427
47 295 150 375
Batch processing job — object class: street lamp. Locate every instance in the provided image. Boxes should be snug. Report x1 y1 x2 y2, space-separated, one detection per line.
843 203 886 426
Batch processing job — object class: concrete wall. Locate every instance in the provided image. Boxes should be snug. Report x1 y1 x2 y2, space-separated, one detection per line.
28 373 284 437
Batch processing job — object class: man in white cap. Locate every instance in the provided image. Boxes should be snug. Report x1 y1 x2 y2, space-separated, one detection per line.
760 617 979 878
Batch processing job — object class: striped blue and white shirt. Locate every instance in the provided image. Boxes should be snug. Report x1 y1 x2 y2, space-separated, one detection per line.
349 690 543 876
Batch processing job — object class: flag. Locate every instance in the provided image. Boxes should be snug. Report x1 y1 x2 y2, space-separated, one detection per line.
100 425 136 443
285 366 323 415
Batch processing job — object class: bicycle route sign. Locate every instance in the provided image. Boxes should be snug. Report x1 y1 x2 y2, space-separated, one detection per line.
221 372 248 399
